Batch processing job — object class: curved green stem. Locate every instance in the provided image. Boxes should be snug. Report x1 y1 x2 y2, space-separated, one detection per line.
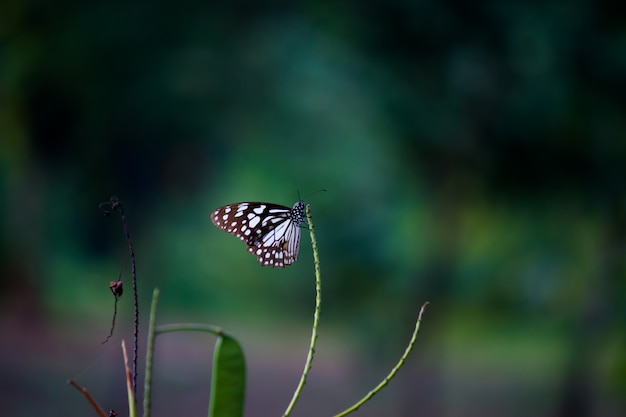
333 302 429 417
143 287 243 417
283 204 322 417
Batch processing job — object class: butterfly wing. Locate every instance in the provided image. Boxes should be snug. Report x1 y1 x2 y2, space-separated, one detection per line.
211 202 305 268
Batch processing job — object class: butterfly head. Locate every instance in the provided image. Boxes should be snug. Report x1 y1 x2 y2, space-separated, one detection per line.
291 201 306 227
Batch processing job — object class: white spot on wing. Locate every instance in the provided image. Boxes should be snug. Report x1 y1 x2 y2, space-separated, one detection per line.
249 216 260 228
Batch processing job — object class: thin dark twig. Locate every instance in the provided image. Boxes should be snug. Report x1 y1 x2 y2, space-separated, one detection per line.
102 264 124 344
101 293 119 344
101 195 139 399
67 379 109 417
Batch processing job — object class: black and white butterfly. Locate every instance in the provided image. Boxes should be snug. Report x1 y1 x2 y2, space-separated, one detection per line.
211 200 306 268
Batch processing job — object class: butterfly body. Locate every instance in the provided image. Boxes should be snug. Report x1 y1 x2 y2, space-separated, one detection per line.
211 201 306 268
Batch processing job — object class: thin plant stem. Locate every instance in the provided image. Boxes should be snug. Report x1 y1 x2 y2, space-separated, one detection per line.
101 291 119 344
143 288 160 417
333 302 429 417
121 340 137 417
67 379 108 417
120 202 139 398
154 323 225 335
283 204 322 417
103 196 139 398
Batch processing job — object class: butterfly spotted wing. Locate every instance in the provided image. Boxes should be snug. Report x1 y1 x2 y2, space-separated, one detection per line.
211 201 306 267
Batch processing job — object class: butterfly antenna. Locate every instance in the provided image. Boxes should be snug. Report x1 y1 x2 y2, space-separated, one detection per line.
300 189 327 201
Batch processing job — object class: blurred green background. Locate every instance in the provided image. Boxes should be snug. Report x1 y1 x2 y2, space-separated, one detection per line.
1 1 625 416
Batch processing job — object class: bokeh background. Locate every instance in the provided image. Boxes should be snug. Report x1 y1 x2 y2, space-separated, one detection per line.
1 1 625 416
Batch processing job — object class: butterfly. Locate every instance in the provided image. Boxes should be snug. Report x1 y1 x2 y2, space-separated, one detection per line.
211 200 306 267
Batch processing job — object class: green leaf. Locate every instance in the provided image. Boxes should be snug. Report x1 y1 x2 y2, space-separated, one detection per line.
208 334 246 417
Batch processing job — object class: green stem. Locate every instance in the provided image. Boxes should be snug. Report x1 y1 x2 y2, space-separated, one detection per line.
143 288 160 417
154 323 225 335
333 302 429 417
283 204 322 417
143 289 232 417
